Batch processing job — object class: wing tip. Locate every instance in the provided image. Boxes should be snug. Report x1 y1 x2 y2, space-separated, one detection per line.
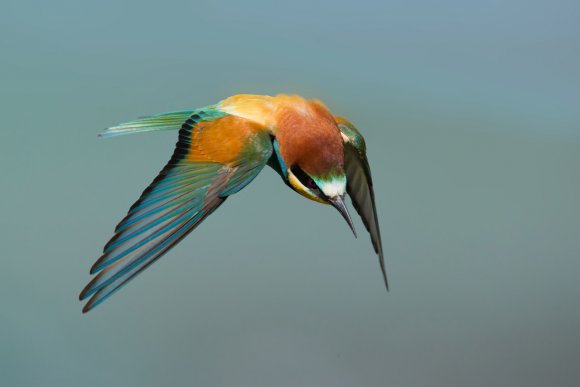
80 287 110 314
79 283 92 301
379 250 389 292
90 259 106 274
81 296 101 314
79 289 95 313
382 271 390 292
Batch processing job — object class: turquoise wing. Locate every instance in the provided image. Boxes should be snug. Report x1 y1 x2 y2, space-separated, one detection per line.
80 111 273 313
337 118 388 290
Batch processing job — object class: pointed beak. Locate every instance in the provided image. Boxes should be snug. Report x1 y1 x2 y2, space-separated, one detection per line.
329 195 357 238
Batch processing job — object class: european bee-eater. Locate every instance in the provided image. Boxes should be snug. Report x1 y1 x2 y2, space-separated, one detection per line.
79 94 386 313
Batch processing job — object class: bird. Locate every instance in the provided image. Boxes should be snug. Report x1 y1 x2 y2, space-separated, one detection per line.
79 94 386 313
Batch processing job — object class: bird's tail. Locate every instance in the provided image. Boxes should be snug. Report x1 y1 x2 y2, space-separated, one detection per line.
98 110 198 137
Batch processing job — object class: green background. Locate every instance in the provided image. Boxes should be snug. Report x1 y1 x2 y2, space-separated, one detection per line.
2 1 579 386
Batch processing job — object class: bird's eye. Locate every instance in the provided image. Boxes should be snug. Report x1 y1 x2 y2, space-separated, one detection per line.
291 165 320 192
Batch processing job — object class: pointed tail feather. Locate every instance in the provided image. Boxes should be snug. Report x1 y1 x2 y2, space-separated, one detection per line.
99 110 198 137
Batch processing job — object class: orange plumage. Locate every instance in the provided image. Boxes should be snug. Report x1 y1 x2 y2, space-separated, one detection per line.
187 115 264 164
220 94 345 176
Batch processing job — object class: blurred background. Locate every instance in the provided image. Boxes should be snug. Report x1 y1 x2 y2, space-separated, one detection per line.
1 1 579 386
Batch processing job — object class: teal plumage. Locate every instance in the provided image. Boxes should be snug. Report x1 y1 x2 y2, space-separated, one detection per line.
80 108 273 312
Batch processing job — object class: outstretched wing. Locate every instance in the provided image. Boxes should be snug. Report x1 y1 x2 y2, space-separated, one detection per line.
80 110 273 312
336 117 388 290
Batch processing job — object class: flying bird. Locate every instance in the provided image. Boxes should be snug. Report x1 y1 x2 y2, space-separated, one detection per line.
79 94 386 313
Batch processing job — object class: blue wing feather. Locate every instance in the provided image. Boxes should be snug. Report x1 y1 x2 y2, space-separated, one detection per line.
80 110 273 312
81 171 229 307
82 194 225 312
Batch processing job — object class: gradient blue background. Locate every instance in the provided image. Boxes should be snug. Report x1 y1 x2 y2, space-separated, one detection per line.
2 1 579 386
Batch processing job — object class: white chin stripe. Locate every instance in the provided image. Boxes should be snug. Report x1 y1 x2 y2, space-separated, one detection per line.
320 177 346 198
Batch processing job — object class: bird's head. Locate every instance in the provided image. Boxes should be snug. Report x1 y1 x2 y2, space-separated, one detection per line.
272 99 357 236
285 162 356 236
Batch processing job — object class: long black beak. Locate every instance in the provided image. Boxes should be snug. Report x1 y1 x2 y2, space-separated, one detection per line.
330 195 357 238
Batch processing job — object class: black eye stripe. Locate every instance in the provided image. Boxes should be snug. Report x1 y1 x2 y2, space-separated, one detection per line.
291 165 319 191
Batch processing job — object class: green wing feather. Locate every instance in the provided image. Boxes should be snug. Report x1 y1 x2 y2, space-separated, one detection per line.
98 106 225 137
80 110 272 312
337 118 388 290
